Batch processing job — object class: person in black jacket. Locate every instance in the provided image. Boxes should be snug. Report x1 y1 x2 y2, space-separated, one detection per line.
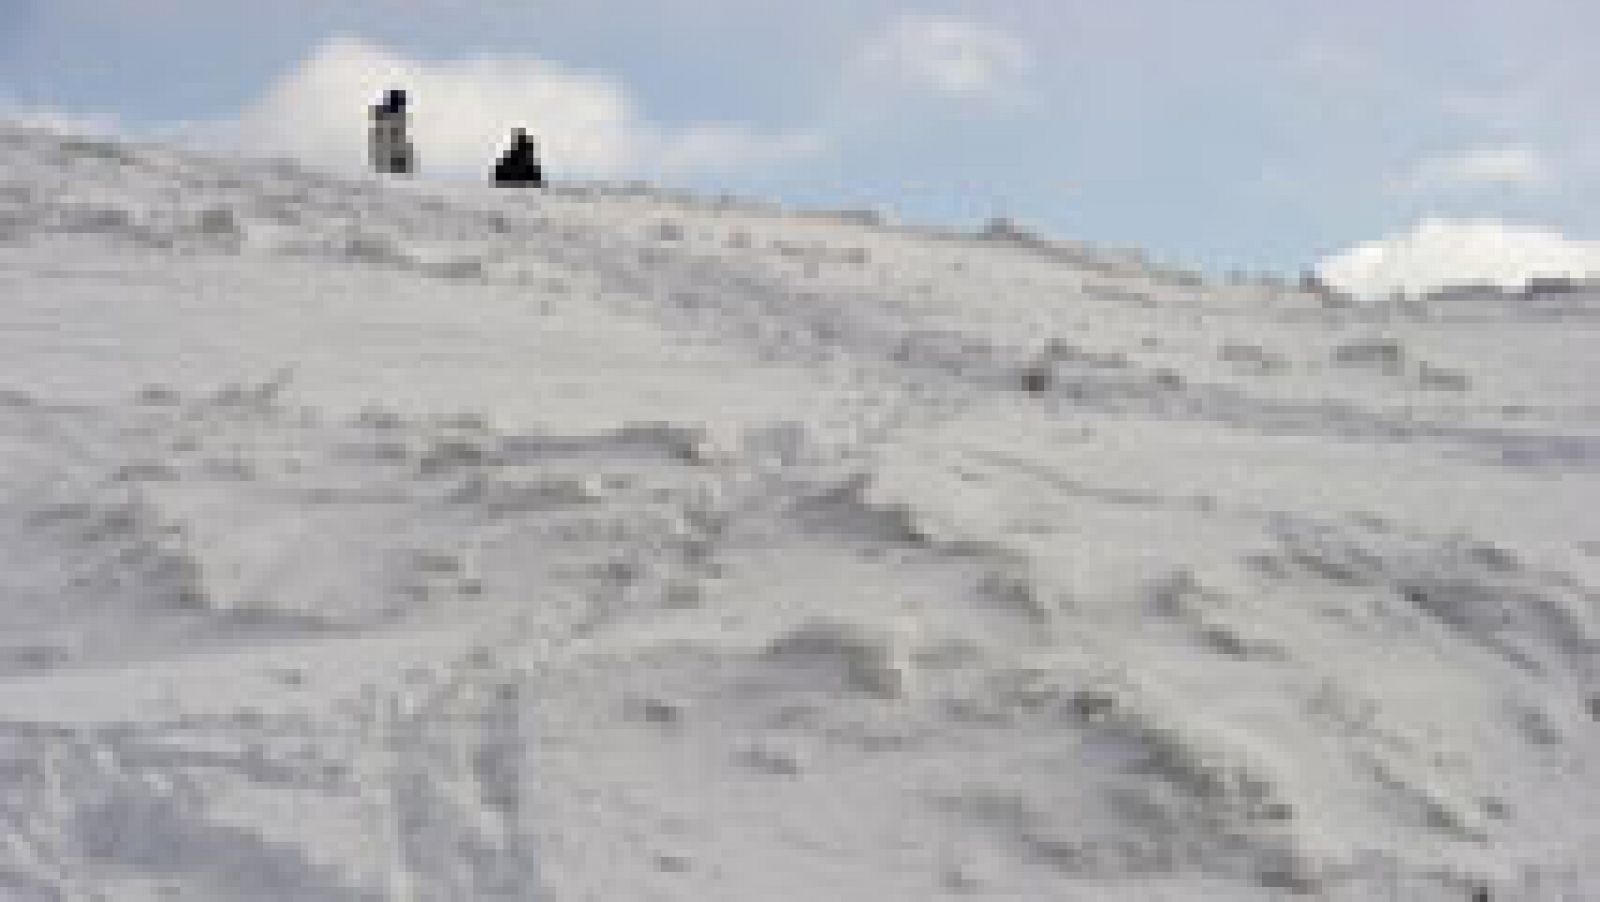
494 129 544 187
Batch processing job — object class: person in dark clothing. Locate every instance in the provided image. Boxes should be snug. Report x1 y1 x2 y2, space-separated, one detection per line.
494 129 544 187
370 89 415 174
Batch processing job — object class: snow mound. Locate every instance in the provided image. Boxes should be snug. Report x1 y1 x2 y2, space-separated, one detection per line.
2 121 1599 900
1319 217 1600 299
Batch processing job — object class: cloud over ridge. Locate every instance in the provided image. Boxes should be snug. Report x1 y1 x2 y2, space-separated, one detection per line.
230 37 825 178
1319 217 1600 297
1390 145 1552 198
851 15 1032 103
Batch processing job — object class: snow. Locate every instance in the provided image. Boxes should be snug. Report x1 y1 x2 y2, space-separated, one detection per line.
2 119 1599 899
1319 217 1600 300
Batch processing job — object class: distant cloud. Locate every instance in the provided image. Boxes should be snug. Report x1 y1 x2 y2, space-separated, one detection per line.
226 36 825 178
1438 88 1544 131
1318 217 1600 297
1389 145 1552 197
851 15 1031 104
1289 43 1382 89
0 96 120 137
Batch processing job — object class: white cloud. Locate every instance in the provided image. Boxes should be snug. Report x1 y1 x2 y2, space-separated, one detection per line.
852 15 1031 103
227 36 825 178
1318 217 1600 297
1289 43 1381 88
1438 88 1544 130
0 96 121 137
1389 145 1552 197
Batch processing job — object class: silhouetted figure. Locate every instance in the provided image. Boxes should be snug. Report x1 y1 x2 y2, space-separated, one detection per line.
369 89 416 175
494 129 544 187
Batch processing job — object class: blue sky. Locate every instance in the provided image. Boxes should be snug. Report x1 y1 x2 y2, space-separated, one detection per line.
4 0 1599 274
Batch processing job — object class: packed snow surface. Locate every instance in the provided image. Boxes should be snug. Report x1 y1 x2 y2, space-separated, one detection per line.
1 122 1599 900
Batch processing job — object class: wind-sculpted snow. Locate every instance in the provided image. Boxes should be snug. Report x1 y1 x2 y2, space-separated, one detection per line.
1 121 1599 899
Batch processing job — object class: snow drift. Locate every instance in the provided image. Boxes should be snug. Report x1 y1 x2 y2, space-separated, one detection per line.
1319 217 1600 299
0 119 1598 900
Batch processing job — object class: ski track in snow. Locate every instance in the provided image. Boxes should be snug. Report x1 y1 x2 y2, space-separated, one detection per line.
0 122 1599 899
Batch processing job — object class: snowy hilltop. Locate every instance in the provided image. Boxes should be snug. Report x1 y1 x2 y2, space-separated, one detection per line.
1318 217 1600 301
1 121 1599 900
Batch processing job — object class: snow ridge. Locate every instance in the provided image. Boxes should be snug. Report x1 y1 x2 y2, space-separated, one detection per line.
1 121 1599 899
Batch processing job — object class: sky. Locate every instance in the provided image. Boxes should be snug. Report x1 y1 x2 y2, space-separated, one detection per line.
4 0 1600 277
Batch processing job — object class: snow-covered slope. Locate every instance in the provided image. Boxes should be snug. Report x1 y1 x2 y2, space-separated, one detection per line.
2 121 1599 900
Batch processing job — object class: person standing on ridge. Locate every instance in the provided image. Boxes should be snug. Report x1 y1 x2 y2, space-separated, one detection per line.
493 129 544 187
369 89 415 175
